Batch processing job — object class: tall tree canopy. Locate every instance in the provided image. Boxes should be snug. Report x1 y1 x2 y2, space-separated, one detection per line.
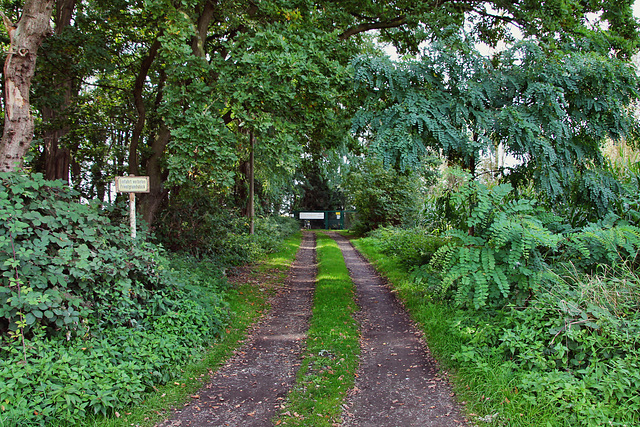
0 0 636 224
352 32 640 217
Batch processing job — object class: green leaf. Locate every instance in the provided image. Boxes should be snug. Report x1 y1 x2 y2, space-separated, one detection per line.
24 312 36 325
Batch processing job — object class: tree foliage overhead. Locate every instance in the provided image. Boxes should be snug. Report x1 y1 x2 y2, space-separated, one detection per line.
0 0 639 423
328 0 638 57
352 33 640 216
0 0 636 224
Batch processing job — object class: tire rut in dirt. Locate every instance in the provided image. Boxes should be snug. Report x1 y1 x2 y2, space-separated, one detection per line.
157 232 317 427
329 232 467 427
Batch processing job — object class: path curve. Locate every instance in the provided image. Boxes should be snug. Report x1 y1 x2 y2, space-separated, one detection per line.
157 232 317 427
329 232 468 427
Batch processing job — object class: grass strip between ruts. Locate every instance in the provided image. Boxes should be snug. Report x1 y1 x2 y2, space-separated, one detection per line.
274 231 360 426
84 232 302 427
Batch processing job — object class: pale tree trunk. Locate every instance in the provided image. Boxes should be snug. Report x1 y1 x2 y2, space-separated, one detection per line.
0 0 55 172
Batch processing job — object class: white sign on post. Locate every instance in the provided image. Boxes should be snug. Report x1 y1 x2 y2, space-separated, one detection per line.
299 212 325 220
115 176 150 239
115 176 150 193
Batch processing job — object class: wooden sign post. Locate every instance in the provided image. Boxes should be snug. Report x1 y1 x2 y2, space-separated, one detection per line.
114 176 150 238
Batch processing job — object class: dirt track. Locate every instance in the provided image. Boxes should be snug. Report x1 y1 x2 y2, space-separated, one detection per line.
157 232 317 426
331 232 467 426
157 231 467 426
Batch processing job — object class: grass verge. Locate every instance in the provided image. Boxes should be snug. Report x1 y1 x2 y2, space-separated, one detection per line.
274 232 360 426
85 232 302 427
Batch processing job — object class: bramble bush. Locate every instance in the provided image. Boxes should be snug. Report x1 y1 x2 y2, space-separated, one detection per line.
0 172 230 425
0 172 180 337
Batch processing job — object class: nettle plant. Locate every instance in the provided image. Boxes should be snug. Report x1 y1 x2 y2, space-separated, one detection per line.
0 172 174 340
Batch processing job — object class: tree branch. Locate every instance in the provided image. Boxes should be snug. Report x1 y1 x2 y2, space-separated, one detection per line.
473 7 515 26
0 11 17 46
339 15 407 40
192 0 217 58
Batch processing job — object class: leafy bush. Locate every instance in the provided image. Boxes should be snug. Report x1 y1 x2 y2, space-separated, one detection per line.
562 215 640 272
0 172 232 425
426 181 640 309
604 141 640 228
451 262 640 425
427 182 563 308
420 166 473 233
0 172 180 338
365 226 448 268
0 290 227 425
344 158 427 235
619 177 640 227
154 184 299 264
252 215 301 254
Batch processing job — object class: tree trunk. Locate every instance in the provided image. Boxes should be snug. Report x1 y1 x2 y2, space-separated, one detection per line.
42 0 77 182
129 38 161 175
0 0 55 172
140 124 170 226
235 160 250 216
41 118 71 179
192 1 217 58
249 131 255 235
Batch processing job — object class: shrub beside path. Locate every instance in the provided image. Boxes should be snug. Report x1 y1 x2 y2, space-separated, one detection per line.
157 231 467 426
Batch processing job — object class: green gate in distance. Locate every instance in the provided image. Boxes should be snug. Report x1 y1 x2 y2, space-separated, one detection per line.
294 211 356 230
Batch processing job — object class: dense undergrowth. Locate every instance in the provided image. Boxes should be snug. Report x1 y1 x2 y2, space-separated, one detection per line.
153 183 299 265
356 178 640 426
87 231 302 427
0 172 299 426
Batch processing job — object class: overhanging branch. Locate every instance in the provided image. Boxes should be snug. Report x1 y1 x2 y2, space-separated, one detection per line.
473 8 515 26
339 15 407 40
